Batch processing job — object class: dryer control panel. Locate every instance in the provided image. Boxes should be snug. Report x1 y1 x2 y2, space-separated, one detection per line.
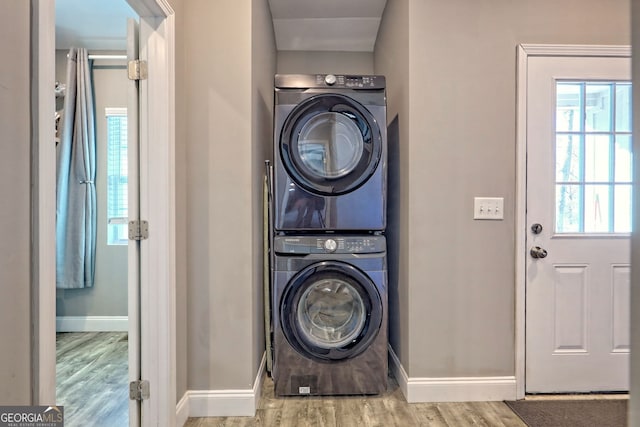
275 73 386 90
274 235 386 254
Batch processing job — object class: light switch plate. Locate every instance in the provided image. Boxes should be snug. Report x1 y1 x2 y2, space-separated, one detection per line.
474 197 504 220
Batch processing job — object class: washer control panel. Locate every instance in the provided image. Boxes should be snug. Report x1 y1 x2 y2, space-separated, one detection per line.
274 235 386 254
316 74 383 89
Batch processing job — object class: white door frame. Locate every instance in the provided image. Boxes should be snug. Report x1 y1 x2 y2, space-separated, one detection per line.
31 1 176 425
515 43 632 399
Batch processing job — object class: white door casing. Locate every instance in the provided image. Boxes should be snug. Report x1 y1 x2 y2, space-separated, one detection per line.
516 45 631 396
135 8 177 425
127 17 142 427
31 1 175 426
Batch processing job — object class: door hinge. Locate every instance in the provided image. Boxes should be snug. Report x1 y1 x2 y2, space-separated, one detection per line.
129 220 149 240
129 380 150 401
128 59 148 80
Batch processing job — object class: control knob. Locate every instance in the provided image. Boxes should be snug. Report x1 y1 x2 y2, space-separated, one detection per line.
325 74 337 86
324 239 337 253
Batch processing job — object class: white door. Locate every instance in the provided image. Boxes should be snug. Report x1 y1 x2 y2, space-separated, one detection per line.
525 55 631 393
127 18 142 427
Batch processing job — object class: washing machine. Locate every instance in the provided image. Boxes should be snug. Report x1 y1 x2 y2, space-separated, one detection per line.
273 74 387 232
271 234 388 396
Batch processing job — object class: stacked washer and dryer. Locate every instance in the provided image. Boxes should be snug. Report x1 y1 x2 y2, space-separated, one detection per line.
269 74 388 396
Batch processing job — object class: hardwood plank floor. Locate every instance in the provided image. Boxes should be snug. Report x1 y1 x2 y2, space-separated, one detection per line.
55 334 525 426
185 373 526 427
56 332 129 427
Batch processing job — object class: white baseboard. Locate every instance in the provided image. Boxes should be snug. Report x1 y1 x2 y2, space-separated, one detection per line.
176 391 189 427
252 352 266 412
388 346 517 403
55 316 128 332
178 352 266 420
388 345 410 399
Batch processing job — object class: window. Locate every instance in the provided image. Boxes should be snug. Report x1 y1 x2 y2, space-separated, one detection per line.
555 81 632 233
106 108 128 245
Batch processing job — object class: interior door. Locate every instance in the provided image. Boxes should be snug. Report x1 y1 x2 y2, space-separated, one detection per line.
525 55 631 393
127 17 142 427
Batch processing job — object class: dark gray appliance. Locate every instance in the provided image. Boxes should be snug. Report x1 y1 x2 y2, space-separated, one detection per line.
273 74 387 232
271 234 388 396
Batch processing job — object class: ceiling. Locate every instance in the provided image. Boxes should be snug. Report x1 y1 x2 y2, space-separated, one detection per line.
55 0 137 50
269 0 387 52
55 0 387 52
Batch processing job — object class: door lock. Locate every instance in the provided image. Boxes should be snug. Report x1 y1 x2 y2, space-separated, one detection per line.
531 223 543 234
530 246 548 259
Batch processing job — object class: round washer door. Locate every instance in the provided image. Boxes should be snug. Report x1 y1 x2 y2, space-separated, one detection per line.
280 94 383 196
280 261 383 362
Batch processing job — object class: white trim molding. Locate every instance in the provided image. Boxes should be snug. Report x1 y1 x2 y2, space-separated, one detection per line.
55 316 128 332
253 353 266 413
127 1 177 426
389 347 516 403
175 392 189 427
177 354 266 421
515 43 631 400
519 44 631 58
187 389 257 418
515 43 529 401
388 345 410 399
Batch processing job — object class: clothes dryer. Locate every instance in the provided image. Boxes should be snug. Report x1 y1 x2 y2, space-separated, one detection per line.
271 234 388 396
273 74 387 232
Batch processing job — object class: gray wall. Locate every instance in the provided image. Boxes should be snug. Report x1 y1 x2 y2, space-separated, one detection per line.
375 0 630 378
0 0 31 405
184 0 275 391
251 0 277 381
277 51 373 75
54 51 128 318
373 0 410 373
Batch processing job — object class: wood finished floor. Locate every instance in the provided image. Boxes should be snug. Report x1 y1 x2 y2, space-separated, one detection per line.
185 374 526 427
56 332 129 427
55 334 525 426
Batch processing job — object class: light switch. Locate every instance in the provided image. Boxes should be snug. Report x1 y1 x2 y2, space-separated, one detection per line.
474 197 504 220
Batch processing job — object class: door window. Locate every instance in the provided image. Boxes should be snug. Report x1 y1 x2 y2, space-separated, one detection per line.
297 112 364 179
555 81 632 233
281 261 383 361
280 94 382 195
296 278 366 348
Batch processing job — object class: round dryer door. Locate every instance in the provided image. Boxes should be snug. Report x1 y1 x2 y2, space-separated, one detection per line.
280 94 383 196
280 261 383 361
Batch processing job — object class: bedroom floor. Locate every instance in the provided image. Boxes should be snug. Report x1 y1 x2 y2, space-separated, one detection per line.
56 332 129 427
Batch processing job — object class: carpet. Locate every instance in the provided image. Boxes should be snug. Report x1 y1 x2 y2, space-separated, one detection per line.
504 399 627 427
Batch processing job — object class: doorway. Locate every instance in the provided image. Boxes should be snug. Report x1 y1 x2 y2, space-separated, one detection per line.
31 1 176 425
516 44 632 396
54 3 137 423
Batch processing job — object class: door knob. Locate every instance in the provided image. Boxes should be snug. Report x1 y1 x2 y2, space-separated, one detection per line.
530 246 548 259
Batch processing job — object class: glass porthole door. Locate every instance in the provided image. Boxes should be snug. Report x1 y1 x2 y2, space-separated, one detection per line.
280 94 382 196
280 261 382 361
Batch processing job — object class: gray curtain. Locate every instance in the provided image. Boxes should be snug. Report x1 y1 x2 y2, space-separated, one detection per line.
56 48 96 289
